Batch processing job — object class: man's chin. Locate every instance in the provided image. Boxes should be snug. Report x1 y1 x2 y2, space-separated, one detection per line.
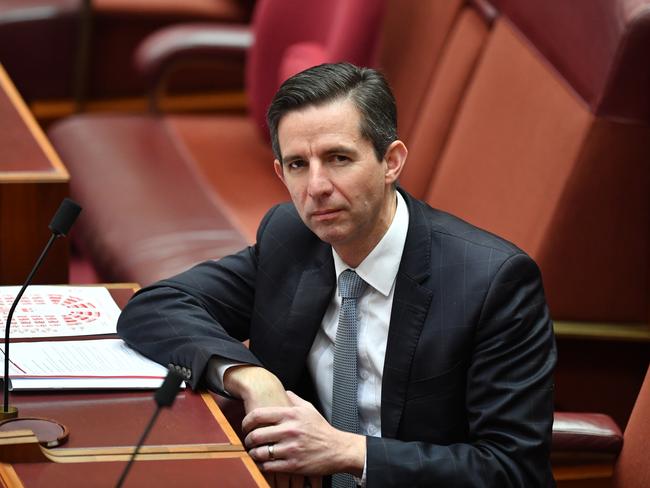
310 225 348 246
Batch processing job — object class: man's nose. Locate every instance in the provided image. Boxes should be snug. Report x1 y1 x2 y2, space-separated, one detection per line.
307 163 333 197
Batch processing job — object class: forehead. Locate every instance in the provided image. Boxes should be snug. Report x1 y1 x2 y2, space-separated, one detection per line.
277 98 366 154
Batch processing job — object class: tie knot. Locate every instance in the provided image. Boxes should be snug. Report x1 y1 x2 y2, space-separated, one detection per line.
338 269 367 299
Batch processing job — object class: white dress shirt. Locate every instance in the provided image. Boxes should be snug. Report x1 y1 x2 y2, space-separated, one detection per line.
307 191 409 436
212 192 409 482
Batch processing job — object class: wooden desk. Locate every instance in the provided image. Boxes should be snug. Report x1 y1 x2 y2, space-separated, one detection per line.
0 285 267 487
0 64 70 286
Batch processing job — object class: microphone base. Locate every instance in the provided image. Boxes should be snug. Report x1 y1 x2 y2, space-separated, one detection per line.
0 406 18 420
0 416 69 448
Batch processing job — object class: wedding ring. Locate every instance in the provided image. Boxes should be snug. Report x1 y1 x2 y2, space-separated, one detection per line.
268 443 275 460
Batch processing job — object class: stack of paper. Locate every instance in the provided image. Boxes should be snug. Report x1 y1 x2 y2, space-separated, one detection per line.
1 286 174 390
8 339 170 390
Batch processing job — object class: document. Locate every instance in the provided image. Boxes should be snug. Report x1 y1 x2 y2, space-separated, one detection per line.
0 285 121 338
8 339 174 390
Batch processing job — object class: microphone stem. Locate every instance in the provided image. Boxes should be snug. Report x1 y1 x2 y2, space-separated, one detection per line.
3 233 59 413
116 405 162 488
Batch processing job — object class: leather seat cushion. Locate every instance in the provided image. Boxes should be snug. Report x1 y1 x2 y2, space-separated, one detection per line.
48 114 249 285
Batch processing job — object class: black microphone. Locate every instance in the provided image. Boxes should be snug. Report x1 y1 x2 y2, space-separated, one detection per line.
48 198 82 236
116 369 184 488
2 198 82 419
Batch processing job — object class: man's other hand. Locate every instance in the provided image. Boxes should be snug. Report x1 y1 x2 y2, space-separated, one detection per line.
243 391 365 478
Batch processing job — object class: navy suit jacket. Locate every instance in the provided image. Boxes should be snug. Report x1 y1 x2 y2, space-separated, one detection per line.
118 189 556 487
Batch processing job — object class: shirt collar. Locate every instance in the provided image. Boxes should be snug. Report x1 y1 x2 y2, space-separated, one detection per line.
332 191 409 297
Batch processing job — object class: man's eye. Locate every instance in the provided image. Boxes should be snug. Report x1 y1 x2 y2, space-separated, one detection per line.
334 155 349 163
287 161 305 170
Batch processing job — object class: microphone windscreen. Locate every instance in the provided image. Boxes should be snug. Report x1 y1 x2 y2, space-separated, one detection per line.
48 198 82 236
154 370 184 408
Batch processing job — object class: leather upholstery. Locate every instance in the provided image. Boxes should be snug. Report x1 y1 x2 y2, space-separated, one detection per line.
49 0 650 322
612 364 650 487
491 0 650 122
423 2 650 322
87 0 253 99
552 412 623 456
134 23 253 91
0 0 252 101
246 0 385 139
0 0 79 101
49 114 248 284
553 365 650 486
48 0 384 284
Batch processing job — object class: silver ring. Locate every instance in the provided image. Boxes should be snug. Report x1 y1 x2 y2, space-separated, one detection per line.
267 443 275 460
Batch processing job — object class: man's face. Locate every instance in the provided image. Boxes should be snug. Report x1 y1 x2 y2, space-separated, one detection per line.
274 98 405 264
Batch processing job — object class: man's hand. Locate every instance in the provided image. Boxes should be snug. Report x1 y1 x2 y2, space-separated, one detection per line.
222 365 320 487
243 391 366 478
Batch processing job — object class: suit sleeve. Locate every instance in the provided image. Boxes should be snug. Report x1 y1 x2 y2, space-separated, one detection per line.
366 253 557 487
117 206 281 390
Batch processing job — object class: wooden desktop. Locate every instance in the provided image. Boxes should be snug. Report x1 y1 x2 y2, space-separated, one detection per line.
0 285 268 487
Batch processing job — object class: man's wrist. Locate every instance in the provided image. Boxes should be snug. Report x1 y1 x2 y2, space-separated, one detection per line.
337 432 366 478
223 364 287 406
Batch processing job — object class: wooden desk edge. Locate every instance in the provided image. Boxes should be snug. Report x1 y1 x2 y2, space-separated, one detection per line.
0 64 69 179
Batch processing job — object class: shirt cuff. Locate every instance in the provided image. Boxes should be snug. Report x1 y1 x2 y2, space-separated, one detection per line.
354 450 367 487
205 356 246 396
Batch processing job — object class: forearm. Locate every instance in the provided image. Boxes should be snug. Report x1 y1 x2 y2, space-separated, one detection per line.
224 364 292 411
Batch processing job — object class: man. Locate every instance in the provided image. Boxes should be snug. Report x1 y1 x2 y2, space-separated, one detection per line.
118 63 557 487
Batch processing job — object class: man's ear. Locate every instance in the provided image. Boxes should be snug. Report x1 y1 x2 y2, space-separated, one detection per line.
383 140 408 185
273 159 286 186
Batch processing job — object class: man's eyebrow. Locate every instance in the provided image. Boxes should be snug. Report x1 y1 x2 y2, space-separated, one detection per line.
281 153 303 164
281 145 358 164
324 145 358 156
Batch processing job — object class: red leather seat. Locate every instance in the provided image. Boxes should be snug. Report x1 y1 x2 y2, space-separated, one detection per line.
0 0 253 102
551 365 650 487
50 0 650 326
49 0 385 284
612 364 650 487
417 0 650 322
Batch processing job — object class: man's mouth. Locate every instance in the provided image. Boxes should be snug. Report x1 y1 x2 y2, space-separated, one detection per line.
311 209 342 221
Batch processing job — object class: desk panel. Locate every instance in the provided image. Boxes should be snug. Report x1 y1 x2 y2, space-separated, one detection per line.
3 455 267 487
0 64 69 286
10 390 239 449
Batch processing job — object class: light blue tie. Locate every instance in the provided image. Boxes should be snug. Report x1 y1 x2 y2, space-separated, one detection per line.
331 269 367 488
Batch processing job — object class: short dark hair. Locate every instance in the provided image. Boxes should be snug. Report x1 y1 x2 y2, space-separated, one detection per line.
267 62 398 162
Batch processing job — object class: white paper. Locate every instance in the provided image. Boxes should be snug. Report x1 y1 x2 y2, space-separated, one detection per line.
0 286 121 338
7 339 176 390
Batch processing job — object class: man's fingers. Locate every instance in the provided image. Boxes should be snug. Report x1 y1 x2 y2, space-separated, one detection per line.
249 441 282 462
244 424 285 448
242 406 291 434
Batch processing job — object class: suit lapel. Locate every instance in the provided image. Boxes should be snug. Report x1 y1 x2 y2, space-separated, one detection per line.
381 193 434 438
278 244 335 388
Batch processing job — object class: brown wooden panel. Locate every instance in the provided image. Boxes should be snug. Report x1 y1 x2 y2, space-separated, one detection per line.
7 455 266 487
0 182 69 286
10 390 235 449
0 66 57 173
0 64 70 286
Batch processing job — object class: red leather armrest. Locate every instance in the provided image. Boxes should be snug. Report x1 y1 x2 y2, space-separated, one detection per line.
134 23 253 90
552 412 623 464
